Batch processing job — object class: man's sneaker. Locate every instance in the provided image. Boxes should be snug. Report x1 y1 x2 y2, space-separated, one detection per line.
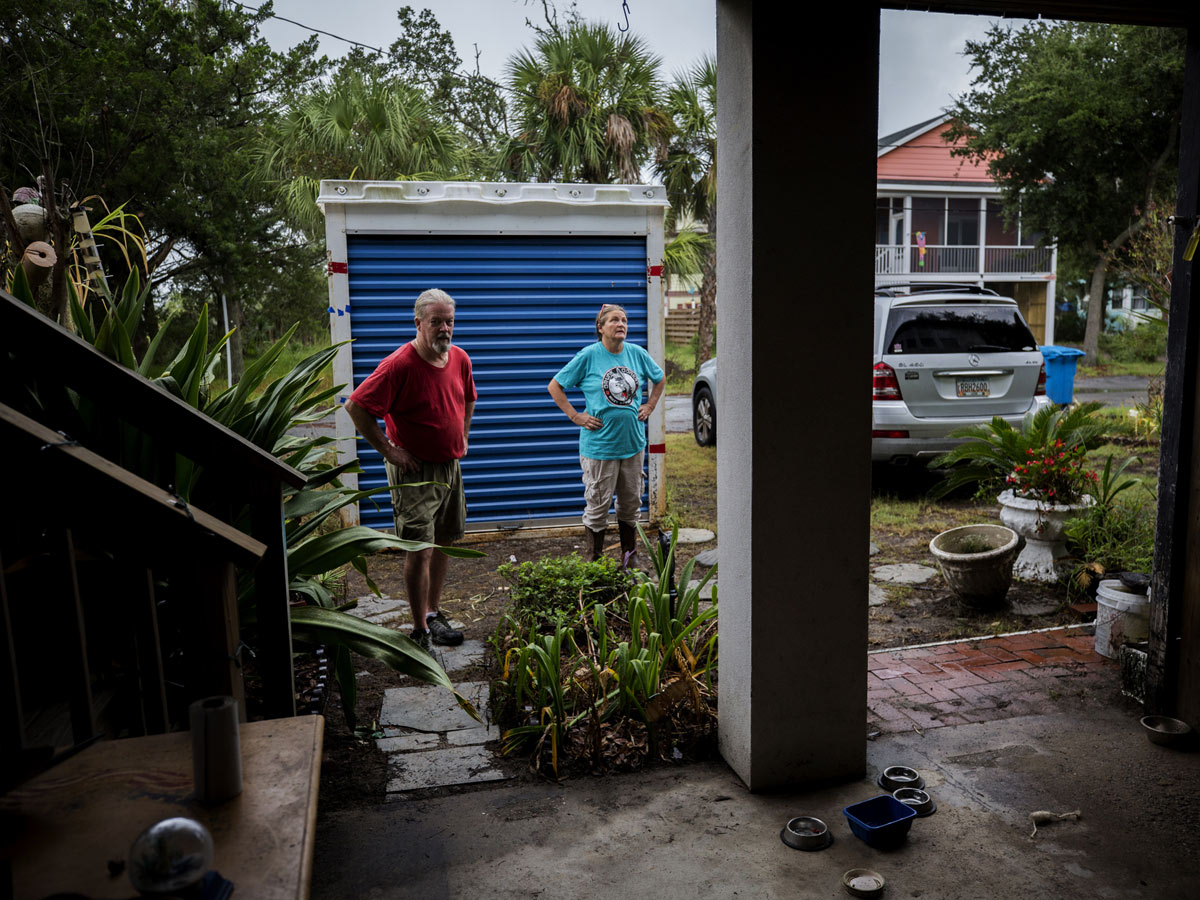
411 628 433 654
427 611 464 646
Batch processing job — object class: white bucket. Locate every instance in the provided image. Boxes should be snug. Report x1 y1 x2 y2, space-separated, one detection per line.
1094 579 1150 659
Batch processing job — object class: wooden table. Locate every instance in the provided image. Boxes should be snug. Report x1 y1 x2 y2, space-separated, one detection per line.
2 716 323 899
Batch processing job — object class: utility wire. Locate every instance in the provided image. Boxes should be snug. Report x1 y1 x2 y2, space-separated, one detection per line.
231 0 385 53
229 0 513 95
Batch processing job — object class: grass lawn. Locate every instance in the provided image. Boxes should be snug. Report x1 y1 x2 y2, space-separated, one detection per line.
1076 359 1166 378
663 432 716 533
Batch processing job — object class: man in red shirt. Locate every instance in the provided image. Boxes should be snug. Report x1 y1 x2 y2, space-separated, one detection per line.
345 289 476 651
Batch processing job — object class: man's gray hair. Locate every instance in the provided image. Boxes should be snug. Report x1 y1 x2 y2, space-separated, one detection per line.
414 288 456 320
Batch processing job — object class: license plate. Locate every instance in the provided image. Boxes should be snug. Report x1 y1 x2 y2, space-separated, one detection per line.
956 378 990 398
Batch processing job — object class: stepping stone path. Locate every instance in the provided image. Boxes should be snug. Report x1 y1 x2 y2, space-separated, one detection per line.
693 548 718 568
872 563 938 585
868 584 889 607
377 679 507 796
339 597 508 796
675 527 715 544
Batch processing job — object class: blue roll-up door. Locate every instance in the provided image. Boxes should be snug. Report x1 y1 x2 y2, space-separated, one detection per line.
347 234 651 530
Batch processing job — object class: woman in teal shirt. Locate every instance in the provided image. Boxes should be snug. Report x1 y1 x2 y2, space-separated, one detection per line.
548 304 665 567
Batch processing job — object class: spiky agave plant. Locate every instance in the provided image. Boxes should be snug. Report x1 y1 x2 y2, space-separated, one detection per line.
11 270 482 727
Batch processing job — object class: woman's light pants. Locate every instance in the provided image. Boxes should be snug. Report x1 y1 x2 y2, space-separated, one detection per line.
580 451 644 531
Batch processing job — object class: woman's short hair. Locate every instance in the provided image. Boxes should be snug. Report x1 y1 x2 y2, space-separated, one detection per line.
414 288 456 320
595 304 626 339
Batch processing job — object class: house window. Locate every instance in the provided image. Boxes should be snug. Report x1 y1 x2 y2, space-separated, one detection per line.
1132 294 1148 311
946 200 979 246
911 198 942 244
986 200 1017 246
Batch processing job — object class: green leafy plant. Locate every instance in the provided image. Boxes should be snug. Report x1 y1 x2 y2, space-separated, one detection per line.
1130 381 1164 441
929 402 1112 501
498 621 577 776
491 528 718 776
498 552 633 632
1065 494 1156 581
1091 454 1143 508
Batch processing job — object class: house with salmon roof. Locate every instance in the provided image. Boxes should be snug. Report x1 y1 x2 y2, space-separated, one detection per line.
876 115 1057 343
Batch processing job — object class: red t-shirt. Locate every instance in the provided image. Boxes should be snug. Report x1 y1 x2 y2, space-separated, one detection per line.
349 343 477 463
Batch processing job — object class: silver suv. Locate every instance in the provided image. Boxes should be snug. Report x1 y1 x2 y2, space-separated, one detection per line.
872 284 1051 465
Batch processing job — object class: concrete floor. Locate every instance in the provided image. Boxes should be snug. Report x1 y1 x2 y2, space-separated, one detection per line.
313 642 1200 900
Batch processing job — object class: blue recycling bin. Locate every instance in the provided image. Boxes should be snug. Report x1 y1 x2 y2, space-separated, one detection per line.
1038 345 1086 405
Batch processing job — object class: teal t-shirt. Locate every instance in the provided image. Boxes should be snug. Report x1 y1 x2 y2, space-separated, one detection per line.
554 341 665 460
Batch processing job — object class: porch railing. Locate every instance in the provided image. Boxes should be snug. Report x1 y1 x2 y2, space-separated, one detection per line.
875 244 1053 276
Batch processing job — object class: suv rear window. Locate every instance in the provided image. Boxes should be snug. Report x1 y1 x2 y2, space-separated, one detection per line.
883 306 1037 354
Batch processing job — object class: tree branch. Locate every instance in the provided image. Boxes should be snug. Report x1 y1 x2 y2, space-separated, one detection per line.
1103 111 1180 262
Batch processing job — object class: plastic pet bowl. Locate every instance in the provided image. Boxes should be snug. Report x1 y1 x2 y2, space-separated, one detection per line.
1141 715 1193 747
843 794 917 848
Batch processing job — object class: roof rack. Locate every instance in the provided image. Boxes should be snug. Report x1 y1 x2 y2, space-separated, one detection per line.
874 283 1001 298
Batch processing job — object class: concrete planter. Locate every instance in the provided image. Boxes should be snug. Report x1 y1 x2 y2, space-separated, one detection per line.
929 524 1023 609
997 490 1094 583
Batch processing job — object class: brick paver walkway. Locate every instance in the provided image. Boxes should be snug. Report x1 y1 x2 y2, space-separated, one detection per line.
867 626 1117 734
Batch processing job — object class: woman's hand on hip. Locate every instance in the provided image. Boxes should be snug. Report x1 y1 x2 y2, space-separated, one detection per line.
572 411 603 431
637 403 655 422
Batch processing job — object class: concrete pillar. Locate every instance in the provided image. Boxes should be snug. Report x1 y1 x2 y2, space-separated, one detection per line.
715 0 876 789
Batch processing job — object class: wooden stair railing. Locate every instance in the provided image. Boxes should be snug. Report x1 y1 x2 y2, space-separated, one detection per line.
0 401 266 784
0 290 305 721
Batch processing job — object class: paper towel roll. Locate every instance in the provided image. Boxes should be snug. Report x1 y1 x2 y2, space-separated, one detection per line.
189 695 243 804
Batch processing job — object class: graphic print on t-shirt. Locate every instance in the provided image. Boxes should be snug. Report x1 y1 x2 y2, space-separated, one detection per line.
601 366 639 406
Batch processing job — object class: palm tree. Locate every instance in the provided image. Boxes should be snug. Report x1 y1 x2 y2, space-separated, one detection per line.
656 56 716 366
498 23 672 184
255 72 464 237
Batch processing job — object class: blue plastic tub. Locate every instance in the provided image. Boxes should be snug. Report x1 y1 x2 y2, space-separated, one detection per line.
843 794 917 847
1038 345 1086 405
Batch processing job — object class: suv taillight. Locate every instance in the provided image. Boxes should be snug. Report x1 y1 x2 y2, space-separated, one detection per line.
873 362 903 401
1035 363 1047 396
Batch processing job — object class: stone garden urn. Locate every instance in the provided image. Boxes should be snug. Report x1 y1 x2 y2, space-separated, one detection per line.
997 489 1094 583
929 524 1023 609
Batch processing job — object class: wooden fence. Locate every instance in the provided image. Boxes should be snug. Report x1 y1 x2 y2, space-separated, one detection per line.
666 308 700 343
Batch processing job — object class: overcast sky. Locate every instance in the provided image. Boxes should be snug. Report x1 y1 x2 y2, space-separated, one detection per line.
255 2 1032 139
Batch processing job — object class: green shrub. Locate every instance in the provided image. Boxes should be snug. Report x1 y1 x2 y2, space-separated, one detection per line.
1054 307 1087 343
498 553 633 630
1064 492 1156 575
491 529 719 776
1099 324 1167 363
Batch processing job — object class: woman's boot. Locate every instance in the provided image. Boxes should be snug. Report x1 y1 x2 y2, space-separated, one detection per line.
589 528 606 561
618 521 639 570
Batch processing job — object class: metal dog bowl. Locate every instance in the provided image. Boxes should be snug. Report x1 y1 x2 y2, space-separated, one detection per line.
780 815 833 850
1141 715 1193 747
842 867 886 898
892 786 936 816
878 764 924 791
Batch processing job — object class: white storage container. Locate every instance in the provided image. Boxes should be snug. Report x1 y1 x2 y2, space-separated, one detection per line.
319 181 668 533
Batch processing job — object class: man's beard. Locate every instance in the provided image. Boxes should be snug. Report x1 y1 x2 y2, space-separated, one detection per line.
433 334 451 353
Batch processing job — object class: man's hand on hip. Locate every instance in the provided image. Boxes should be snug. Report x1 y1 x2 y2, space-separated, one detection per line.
384 442 421 474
